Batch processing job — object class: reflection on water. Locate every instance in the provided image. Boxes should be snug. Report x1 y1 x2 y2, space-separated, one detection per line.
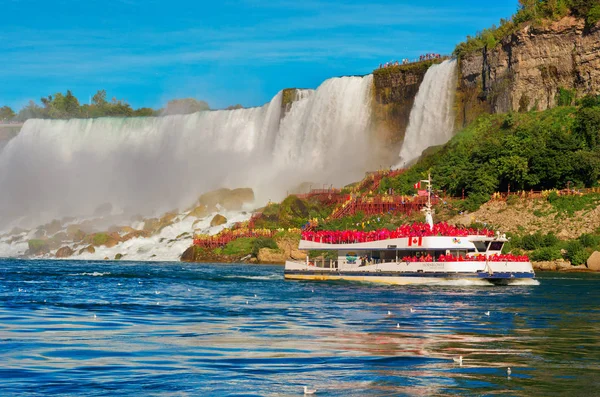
0 260 599 396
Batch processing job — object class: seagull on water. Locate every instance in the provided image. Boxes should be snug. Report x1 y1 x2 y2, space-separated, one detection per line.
485 311 490 316
93 314 97 319
254 294 257 298
507 367 512 377
303 386 317 395
387 311 392 316
311 289 314 293
155 290 161 295
396 323 400 328
453 356 463 366
410 308 415 313
188 288 191 292
246 300 249 305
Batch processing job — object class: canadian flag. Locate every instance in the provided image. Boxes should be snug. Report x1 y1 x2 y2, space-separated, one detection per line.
413 181 421 189
408 236 423 246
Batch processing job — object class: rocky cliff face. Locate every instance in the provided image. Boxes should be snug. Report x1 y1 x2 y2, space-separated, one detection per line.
371 60 442 148
457 17 600 127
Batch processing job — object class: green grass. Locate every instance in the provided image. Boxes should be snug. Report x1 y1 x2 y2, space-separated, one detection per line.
221 237 256 256
547 192 600 216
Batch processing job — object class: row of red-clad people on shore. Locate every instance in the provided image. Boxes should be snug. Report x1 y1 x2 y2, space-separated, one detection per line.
400 253 529 262
301 222 495 243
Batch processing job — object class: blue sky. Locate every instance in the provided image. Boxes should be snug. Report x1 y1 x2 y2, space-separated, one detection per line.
1 0 519 110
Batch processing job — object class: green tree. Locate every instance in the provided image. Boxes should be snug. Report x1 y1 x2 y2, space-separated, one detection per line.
92 89 108 106
574 106 600 148
133 107 156 117
17 100 46 121
0 106 15 121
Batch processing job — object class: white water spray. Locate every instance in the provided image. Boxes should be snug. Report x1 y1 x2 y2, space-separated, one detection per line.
0 76 374 230
398 60 457 166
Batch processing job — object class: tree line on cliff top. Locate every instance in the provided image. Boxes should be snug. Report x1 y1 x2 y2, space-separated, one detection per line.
454 0 600 57
0 90 212 122
380 95 600 211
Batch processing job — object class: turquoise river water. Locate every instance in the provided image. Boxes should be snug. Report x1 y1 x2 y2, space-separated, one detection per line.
0 259 599 396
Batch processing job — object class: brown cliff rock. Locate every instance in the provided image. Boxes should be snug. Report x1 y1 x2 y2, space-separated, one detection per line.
457 16 600 127
210 214 227 227
55 246 74 258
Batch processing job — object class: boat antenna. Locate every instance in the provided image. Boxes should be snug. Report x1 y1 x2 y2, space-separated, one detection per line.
421 172 434 229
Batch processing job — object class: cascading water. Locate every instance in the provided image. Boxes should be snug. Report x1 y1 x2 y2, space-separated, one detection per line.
398 59 457 167
0 75 374 230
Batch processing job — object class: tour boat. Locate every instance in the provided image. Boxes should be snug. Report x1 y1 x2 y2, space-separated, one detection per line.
284 174 535 285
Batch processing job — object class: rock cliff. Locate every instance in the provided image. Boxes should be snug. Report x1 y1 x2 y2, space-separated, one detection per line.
456 16 600 127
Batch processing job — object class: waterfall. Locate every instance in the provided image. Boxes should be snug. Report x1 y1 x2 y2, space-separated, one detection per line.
0 75 373 229
398 60 457 167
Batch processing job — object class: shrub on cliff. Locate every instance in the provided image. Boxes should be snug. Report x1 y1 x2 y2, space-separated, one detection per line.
579 233 600 249
531 247 562 262
386 106 600 211
251 237 278 257
221 237 255 257
565 240 589 265
454 0 600 58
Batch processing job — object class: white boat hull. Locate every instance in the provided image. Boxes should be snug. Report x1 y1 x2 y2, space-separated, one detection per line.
284 260 536 286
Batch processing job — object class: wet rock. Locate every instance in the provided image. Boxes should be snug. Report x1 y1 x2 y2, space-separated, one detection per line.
115 253 123 260
181 246 200 262
121 230 150 242
210 214 227 227
79 245 96 255
55 246 74 258
276 237 306 260
187 204 209 219
88 232 120 248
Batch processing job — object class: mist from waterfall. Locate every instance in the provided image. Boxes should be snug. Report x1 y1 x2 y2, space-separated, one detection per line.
398 59 457 167
0 76 374 230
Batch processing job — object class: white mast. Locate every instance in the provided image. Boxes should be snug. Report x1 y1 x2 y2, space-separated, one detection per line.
421 172 434 229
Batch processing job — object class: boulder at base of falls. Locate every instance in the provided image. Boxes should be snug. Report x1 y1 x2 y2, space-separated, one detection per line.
55 246 74 258
88 232 120 248
115 253 123 260
257 248 286 264
210 214 228 227
79 245 96 255
275 236 306 260
587 251 600 271
187 204 209 219
181 246 204 262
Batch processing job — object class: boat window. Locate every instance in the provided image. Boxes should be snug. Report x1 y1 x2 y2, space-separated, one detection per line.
489 241 504 251
473 241 489 252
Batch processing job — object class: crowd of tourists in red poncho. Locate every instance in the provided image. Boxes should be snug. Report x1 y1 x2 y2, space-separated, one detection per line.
301 222 495 244
401 253 529 263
